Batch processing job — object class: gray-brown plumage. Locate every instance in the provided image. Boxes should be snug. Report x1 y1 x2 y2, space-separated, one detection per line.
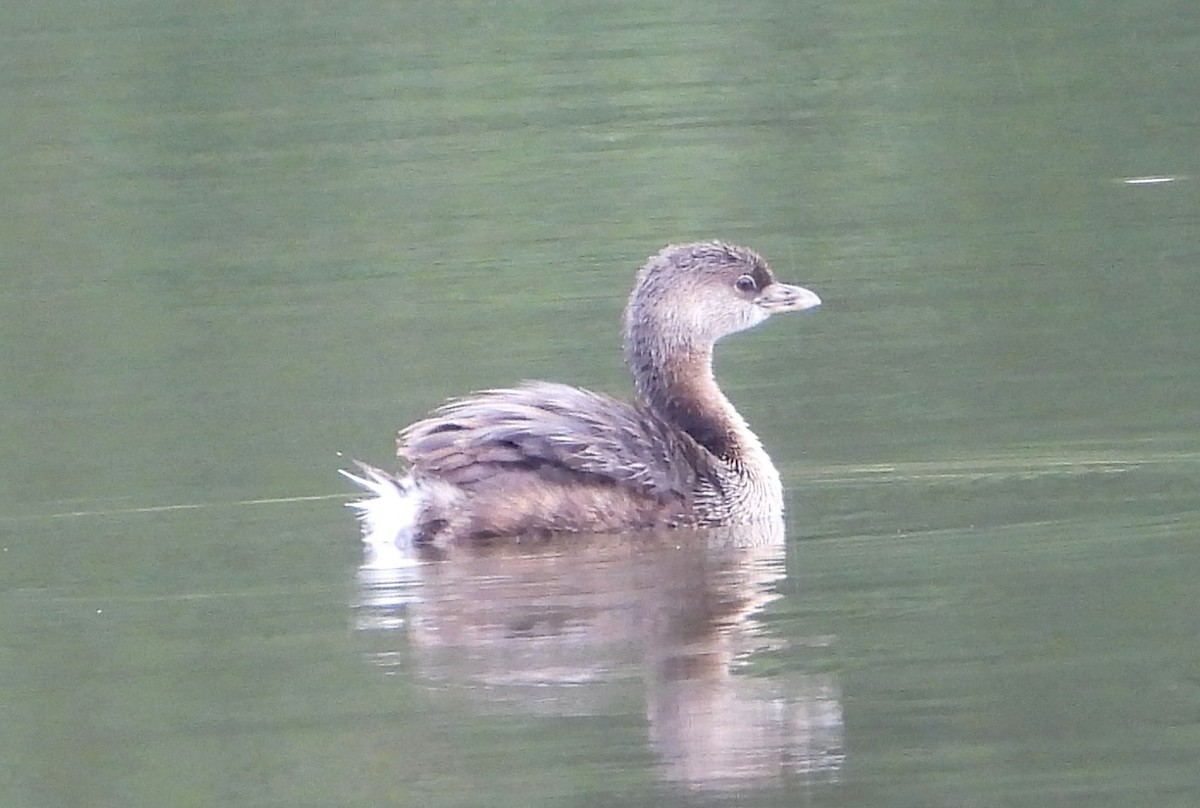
344 241 820 545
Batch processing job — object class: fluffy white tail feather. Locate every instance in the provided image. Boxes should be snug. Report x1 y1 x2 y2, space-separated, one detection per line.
339 466 422 568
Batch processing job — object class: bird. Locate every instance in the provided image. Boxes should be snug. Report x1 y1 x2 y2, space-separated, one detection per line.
342 241 820 546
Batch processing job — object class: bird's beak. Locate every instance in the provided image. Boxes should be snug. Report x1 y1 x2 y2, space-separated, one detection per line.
756 282 821 313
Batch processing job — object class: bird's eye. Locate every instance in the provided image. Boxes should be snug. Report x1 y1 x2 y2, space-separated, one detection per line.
735 274 757 293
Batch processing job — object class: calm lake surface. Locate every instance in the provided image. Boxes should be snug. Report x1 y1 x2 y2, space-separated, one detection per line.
4 1 1199 805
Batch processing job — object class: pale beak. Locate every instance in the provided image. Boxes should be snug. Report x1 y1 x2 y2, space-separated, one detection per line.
755 282 821 313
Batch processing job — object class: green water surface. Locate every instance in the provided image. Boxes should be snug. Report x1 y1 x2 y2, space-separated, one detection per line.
3 1 1199 806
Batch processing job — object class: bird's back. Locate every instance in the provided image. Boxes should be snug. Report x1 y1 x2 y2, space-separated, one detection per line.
398 381 718 540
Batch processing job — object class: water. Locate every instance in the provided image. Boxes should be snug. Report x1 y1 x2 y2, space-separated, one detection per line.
3 1 1199 805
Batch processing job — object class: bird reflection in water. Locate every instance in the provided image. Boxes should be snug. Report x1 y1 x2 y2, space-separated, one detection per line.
353 517 844 792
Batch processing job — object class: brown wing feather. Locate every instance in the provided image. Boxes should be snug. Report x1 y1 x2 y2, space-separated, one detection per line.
399 381 712 501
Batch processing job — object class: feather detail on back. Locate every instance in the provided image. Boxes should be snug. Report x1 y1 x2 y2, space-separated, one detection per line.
400 381 718 504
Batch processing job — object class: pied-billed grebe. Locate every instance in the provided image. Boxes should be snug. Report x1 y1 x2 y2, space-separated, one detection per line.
343 241 820 545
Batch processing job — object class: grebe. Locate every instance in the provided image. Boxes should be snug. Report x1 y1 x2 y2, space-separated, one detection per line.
343 241 820 545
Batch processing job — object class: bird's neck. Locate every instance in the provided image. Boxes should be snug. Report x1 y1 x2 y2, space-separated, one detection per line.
626 334 755 462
